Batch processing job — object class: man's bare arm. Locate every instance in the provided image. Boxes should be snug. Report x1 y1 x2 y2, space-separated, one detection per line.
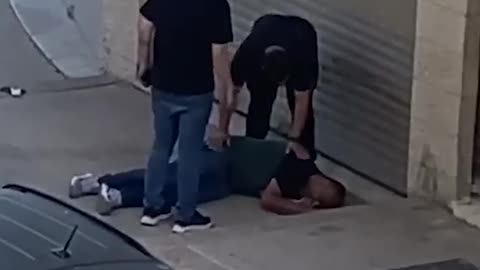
137 15 155 78
289 90 311 139
148 28 155 68
213 44 234 135
261 179 312 215
221 40 252 133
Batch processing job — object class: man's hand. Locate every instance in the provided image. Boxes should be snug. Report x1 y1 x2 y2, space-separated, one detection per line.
136 63 152 87
207 126 230 151
292 197 315 211
136 63 148 80
287 141 310 160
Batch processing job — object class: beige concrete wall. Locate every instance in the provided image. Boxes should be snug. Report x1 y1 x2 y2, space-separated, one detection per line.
102 0 140 81
408 0 480 203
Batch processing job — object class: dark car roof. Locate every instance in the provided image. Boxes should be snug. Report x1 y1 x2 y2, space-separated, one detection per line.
0 184 172 270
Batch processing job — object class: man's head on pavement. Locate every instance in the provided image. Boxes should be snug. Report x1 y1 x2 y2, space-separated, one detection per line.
305 175 346 209
262 45 290 84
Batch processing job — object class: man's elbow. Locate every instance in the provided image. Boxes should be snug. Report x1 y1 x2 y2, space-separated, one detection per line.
260 196 272 212
260 195 276 214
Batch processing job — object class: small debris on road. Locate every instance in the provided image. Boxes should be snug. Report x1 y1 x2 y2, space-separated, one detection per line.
0 86 26 98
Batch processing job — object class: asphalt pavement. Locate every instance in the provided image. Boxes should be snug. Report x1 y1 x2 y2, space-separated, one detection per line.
0 0 62 89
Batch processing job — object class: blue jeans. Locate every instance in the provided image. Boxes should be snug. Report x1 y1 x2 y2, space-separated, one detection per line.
145 89 213 221
99 147 231 208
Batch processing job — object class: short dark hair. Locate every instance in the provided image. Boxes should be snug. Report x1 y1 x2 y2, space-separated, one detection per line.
261 46 290 83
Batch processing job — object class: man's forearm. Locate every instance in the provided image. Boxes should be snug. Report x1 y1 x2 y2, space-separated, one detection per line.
148 29 155 67
289 91 311 139
261 197 310 216
137 37 151 68
215 74 233 135
218 87 240 134
213 44 235 134
137 17 154 69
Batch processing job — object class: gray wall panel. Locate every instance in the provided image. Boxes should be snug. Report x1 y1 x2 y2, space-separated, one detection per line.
230 0 417 193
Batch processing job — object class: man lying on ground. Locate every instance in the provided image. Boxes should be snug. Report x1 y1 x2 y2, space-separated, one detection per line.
69 137 346 224
69 144 230 218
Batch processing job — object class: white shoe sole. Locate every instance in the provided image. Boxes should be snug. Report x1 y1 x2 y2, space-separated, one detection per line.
140 212 173 226
172 222 214 234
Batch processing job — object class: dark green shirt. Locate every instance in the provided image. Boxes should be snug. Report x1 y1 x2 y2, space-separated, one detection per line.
226 137 287 197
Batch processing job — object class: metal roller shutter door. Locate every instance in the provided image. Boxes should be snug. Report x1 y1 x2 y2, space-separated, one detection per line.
230 0 417 194
474 76 480 187
475 128 480 187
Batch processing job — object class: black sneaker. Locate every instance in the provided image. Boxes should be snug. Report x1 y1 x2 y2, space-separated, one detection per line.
172 211 213 233
140 206 172 226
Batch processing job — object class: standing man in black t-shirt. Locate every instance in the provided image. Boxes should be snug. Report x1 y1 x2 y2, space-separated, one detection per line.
137 0 234 233
229 14 319 160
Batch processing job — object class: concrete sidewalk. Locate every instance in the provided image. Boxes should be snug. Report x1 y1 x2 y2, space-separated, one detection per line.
0 82 480 270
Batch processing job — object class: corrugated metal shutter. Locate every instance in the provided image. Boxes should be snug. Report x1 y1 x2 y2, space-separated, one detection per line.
230 0 417 194
475 130 480 187
474 70 480 187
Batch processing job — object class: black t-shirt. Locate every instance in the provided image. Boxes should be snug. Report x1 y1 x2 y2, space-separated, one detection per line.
274 152 321 200
140 0 233 95
231 14 319 91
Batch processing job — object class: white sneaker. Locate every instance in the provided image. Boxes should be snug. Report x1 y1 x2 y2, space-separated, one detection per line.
140 206 173 226
69 173 94 199
95 184 118 216
172 211 213 233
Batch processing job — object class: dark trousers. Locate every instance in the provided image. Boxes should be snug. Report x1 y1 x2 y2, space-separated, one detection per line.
145 89 213 221
99 147 231 209
245 77 316 156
